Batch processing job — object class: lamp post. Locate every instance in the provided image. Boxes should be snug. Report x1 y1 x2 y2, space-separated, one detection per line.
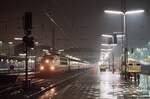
104 9 144 80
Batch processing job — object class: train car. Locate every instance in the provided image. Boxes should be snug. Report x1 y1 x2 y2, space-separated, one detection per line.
37 54 89 73
126 60 141 80
127 60 141 73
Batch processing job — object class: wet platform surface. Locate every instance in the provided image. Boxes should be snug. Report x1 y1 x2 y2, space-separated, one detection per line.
38 67 150 99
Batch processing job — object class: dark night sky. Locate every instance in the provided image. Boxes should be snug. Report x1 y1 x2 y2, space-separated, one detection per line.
0 0 150 62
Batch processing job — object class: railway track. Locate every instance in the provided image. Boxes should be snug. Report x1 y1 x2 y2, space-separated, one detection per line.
0 69 89 99
0 78 50 98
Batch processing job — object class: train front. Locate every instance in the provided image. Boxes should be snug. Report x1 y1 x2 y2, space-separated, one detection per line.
38 55 55 72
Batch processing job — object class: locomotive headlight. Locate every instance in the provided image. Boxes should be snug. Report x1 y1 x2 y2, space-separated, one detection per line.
50 66 55 71
40 66 44 70
45 59 50 64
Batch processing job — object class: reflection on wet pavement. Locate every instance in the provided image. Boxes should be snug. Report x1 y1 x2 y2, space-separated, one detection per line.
38 88 57 99
38 67 150 99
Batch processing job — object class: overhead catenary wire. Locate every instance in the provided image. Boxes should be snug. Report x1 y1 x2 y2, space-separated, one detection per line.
44 12 79 49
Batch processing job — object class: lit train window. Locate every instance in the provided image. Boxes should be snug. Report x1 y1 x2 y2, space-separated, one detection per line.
60 57 68 65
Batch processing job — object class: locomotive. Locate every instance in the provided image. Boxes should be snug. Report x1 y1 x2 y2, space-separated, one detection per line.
37 54 89 73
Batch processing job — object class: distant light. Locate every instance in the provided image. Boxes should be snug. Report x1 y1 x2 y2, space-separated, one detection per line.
101 34 113 38
0 41 2 44
19 53 26 56
104 53 110 59
50 48 53 50
14 37 22 41
8 42 13 45
117 34 125 38
104 10 123 15
10 59 13 63
101 44 117 46
28 59 35 63
29 56 36 58
6 59 9 63
125 10 144 15
31 48 34 50
101 49 112 51
113 32 123 34
35 42 39 46
43 49 49 52
1 59 4 62
58 49 64 52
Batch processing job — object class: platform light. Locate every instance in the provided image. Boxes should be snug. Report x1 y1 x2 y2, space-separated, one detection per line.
14 37 23 41
101 49 112 51
35 42 39 46
117 34 125 38
8 42 13 45
104 10 123 15
43 49 49 52
1 59 4 62
101 34 113 38
31 48 34 50
101 43 117 46
125 10 144 15
6 59 9 63
19 53 26 56
104 10 144 15
58 49 64 52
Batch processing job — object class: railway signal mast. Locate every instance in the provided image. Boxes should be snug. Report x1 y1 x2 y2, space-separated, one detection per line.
22 12 34 89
